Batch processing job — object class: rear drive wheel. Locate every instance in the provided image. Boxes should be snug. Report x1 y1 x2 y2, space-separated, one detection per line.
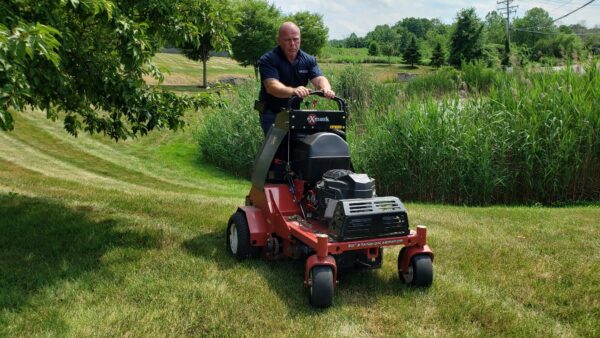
226 212 259 259
309 266 334 308
399 253 433 287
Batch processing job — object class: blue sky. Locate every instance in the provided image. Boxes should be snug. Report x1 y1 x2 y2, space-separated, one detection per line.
269 0 600 39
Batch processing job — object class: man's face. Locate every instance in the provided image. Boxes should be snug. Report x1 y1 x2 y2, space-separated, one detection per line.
278 26 301 61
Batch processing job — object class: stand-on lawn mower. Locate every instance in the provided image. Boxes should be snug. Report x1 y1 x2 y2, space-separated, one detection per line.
227 91 433 308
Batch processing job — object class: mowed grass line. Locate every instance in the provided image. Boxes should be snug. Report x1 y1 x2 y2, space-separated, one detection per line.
1 110 599 336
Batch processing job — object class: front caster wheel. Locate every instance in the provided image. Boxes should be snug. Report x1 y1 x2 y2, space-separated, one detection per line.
399 253 433 287
226 211 259 260
309 266 334 308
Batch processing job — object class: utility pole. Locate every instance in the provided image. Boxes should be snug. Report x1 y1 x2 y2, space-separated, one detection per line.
497 0 518 65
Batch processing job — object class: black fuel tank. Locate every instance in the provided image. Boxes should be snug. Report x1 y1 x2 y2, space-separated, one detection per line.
292 132 351 182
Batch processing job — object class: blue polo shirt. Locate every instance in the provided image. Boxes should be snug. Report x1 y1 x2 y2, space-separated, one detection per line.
258 46 323 113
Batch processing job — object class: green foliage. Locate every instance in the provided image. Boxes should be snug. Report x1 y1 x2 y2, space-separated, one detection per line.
286 11 328 56
176 0 236 88
329 64 376 115
405 66 460 97
354 63 600 205
485 11 506 45
1 0 209 140
344 32 365 48
393 17 434 40
403 36 421 67
449 8 485 67
368 41 379 56
319 47 404 64
230 0 280 79
365 25 399 54
196 81 262 177
430 42 446 67
513 8 555 47
532 33 584 61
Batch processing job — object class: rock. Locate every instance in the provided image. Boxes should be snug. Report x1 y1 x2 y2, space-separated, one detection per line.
397 73 416 81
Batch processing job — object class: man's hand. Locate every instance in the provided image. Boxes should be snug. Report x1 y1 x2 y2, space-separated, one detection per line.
321 88 336 99
293 86 311 98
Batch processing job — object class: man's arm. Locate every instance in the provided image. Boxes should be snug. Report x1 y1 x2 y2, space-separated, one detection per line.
310 76 335 98
264 78 312 99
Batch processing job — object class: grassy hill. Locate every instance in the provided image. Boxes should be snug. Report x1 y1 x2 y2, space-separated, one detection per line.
0 58 599 336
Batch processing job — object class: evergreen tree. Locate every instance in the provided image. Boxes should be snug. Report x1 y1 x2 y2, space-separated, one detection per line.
430 42 445 67
403 36 421 67
368 41 379 56
449 8 485 67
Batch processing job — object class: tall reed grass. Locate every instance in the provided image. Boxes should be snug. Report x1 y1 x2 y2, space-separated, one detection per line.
196 81 262 177
353 63 600 204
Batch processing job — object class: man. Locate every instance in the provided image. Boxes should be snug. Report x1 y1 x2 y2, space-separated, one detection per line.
257 22 335 135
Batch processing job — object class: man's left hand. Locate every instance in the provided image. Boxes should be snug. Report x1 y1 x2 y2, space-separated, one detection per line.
322 88 336 99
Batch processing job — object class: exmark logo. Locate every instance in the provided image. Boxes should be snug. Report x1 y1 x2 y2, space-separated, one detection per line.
307 114 329 126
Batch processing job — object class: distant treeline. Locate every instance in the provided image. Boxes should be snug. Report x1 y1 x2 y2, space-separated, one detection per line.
328 8 600 67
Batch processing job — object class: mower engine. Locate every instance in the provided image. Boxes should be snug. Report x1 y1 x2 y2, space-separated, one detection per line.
307 169 410 241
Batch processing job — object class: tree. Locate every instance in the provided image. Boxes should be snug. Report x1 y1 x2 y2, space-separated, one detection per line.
345 33 364 48
403 36 421 67
177 0 235 88
230 0 281 79
286 11 328 56
513 8 555 47
0 0 208 140
380 43 395 64
485 11 506 45
449 8 485 67
394 17 433 40
430 42 446 67
366 25 399 50
368 41 379 56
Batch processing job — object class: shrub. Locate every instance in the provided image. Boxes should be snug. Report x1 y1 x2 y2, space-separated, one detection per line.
196 82 262 178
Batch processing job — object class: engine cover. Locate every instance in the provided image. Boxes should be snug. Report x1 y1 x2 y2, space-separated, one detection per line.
316 169 376 213
326 197 410 241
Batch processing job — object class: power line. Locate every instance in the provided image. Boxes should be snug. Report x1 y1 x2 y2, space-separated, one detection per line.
513 27 600 34
513 0 597 31
551 0 596 22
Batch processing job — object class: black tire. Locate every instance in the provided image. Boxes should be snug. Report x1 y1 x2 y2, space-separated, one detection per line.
309 266 334 308
226 211 260 260
399 254 433 288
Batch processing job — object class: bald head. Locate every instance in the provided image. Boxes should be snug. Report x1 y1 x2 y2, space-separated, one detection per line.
278 22 300 38
278 22 301 62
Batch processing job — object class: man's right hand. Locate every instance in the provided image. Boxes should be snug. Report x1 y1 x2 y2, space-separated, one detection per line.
292 86 311 98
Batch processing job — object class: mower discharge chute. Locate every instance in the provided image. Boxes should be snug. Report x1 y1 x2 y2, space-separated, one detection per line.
227 91 434 308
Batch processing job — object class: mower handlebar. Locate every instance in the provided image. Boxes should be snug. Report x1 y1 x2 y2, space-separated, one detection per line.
287 90 347 112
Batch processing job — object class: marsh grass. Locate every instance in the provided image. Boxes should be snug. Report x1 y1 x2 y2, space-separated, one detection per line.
353 62 600 204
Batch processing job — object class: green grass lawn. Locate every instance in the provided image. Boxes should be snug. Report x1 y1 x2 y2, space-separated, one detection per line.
1 108 599 336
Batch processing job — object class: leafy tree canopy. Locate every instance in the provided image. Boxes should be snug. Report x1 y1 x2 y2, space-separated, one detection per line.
230 0 281 79
286 11 328 56
513 8 555 47
393 17 433 40
176 0 236 88
485 11 506 45
0 0 210 140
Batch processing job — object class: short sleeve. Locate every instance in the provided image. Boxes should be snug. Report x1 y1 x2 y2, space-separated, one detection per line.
259 54 279 82
308 56 323 80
